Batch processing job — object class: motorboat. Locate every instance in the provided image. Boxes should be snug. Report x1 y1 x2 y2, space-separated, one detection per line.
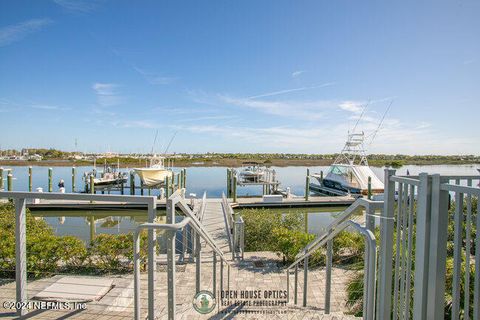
311 132 384 196
238 162 265 182
84 161 128 189
133 156 173 187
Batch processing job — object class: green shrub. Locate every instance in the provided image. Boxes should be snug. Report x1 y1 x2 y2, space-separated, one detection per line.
88 234 132 271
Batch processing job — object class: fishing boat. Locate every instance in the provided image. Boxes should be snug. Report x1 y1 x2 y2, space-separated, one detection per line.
310 132 384 196
133 156 173 187
238 162 265 182
84 160 128 189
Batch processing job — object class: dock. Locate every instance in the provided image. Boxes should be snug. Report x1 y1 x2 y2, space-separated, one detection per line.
25 195 355 211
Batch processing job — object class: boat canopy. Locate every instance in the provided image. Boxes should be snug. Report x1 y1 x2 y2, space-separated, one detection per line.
326 164 383 191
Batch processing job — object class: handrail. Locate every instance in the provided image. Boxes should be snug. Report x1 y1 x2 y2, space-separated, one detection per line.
173 189 231 265
221 192 235 258
133 219 191 320
290 198 382 268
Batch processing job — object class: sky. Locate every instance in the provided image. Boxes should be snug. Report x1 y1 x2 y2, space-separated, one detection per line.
0 0 479 155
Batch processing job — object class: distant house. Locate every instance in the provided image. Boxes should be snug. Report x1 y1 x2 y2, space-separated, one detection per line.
28 154 43 161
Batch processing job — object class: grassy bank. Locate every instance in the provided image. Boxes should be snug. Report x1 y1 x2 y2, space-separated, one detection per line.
1 155 479 168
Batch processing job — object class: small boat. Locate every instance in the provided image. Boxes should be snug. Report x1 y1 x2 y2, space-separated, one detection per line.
238 162 265 182
134 156 173 187
84 161 128 189
311 132 384 196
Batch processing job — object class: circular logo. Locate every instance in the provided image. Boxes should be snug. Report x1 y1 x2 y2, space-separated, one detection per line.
192 290 216 314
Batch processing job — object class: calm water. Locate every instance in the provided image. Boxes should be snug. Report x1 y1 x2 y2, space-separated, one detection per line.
3 164 479 241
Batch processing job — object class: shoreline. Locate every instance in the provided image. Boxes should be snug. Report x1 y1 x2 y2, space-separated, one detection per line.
0 159 479 168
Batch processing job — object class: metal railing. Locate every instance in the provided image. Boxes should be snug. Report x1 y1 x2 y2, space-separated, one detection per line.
0 191 159 318
134 189 232 320
378 171 480 320
286 197 382 318
222 192 244 260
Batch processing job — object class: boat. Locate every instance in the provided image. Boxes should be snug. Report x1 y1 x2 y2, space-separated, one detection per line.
84 161 128 189
133 156 173 187
310 131 384 196
238 162 265 182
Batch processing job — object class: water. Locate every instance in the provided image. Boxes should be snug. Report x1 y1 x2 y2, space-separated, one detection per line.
2 164 479 240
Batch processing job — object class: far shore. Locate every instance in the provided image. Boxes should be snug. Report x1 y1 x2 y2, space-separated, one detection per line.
1 158 479 168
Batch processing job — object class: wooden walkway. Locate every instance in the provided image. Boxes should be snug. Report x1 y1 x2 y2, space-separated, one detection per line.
200 199 232 258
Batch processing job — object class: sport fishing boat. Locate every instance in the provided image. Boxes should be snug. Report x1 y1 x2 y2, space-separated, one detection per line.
310 131 384 196
133 156 173 187
238 162 265 182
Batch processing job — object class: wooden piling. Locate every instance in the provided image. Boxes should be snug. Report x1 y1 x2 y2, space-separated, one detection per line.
305 169 310 201
140 182 144 196
227 169 231 197
183 168 187 189
90 175 95 194
233 175 237 203
130 171 135 195
28 167 32 192
7 173 12 191
165 175 170 198
71 167 76 193
48 168 53 192
0 167 3 190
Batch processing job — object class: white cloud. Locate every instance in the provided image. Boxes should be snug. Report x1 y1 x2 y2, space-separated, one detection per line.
338 101 364 114
291 70 306 78
248 82 335 99
31 104 69 111
92 83 124 106
52 0 97 12
0 19 53 47
133 66 177 85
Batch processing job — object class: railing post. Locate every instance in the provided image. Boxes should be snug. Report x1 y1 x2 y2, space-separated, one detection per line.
294 265 298 305
303 256 308 307
15 198 27 316
134 230 141 320
220 260 224 294
195 230 201 293
7 173 13 192
286 269 290 303
425 175 449 319
213 252 217 298
377 169 396 319
166 228 176 320
325 239 333 313
149 199 158 320
413 173 432 320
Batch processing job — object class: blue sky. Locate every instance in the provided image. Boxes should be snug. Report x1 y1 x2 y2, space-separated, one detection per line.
0 0 478 154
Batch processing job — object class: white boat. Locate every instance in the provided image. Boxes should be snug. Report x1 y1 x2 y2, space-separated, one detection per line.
311 132 384 196
238 162 265 182
134 156 173 187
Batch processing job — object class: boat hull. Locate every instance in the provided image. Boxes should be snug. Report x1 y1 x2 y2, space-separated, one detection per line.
134 168 173 187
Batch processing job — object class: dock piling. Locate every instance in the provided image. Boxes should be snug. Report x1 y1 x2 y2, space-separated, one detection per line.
28 167 32 192
130 171 135 195
305 169 310 201
89 175 95 194
0 167 3 190
48 168 53 192
71 167 76 193
7 173 13 191
233 175 237 202
165 176 170 198
226 169 231 197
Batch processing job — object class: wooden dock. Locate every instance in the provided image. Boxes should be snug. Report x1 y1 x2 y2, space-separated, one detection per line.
25 195 355 211
201 199 232 257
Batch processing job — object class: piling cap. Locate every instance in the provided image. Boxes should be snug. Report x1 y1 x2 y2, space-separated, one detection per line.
60 179 64 183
